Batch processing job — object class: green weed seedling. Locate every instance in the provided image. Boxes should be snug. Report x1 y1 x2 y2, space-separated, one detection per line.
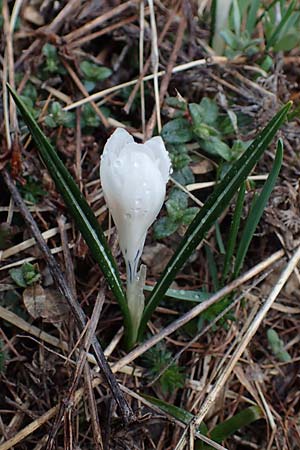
9 262 41 288
143 343 185 395
80 60 112 92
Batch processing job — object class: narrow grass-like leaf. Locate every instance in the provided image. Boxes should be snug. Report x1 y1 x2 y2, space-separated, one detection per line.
143 394 263 449
210 406 263 443
266 0 297 50
139 103 291 339
7 85 130 326
215 222 225 255
234 139 283 276
246 0 260 35
142 394 208 435
222 181 246 283
144 285 210 302
205 245 219 291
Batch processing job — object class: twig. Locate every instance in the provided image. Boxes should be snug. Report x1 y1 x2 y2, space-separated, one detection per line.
63 0 140 43
111 248 288 374
69 12 143 49
64 56 228 112
62 59 109 129
124 8 175 114
139 0 146 137
45 291 105 450
2 169 134 425
174 245 300 450
147 0 161 133
145 11 186 138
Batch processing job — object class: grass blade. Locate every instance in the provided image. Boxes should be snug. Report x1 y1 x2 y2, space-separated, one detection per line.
139 103 291 339
143 394 263 449
143 285 210 302
210 405 263 443
266 0 297 50
221 181 246 283
246 0 260 35
233 139 283 277
7 84 130 324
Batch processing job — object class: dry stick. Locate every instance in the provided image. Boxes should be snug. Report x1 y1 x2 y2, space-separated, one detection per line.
0 248 286 450
174 245 300 450
2 0 17 131
111 249 285 373
120 386 227 450
64 56 228 111
63 0 140 43
2 170 134 425
45 292 105 450
69 12 142 49
0 305 141 376
147 0 162 133
139 0 146 137
145 13 186 139
15 0 81 69
83 364 104 450
62 60 109 129
124 8 176 114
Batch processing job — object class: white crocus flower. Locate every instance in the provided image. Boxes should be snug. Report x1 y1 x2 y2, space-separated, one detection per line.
100 128 171 332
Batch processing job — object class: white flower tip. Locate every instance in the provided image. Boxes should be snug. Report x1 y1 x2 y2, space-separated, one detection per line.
100 128 172 283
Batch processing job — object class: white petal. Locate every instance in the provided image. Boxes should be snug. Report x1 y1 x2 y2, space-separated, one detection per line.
144 136 172 183
100 129 171 285
101 147 165 276
102 128 134 160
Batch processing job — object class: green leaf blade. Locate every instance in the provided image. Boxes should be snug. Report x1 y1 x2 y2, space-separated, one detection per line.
234 139 283 276
7 84 130 326
139 103 291 338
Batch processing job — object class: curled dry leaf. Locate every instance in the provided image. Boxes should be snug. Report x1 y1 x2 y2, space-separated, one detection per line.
23 284 69 322
141 243 174 276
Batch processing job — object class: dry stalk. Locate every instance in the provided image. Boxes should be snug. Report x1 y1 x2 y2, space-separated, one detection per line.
64 56 228 112
2 170 134 424
0 247 290 450
147 0 162 133
173 245 300 450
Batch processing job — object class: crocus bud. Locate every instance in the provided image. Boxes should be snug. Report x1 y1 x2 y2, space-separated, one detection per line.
100 128 171 331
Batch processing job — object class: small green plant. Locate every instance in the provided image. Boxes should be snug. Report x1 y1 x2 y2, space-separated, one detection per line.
144 343 185 394
211 0 300 59
42 43 66 75
267 329 292 362
154 189 199 239
162 96 244 162
9 262 41 288
45 101 75 128
80 60 112 92
18 176 46 204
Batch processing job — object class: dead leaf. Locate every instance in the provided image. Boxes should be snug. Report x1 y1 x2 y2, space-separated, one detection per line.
23 5 45 26
141 243 173 276
23 284 46 319
191 159 214 175
41 288 69 323
23 284 69 322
